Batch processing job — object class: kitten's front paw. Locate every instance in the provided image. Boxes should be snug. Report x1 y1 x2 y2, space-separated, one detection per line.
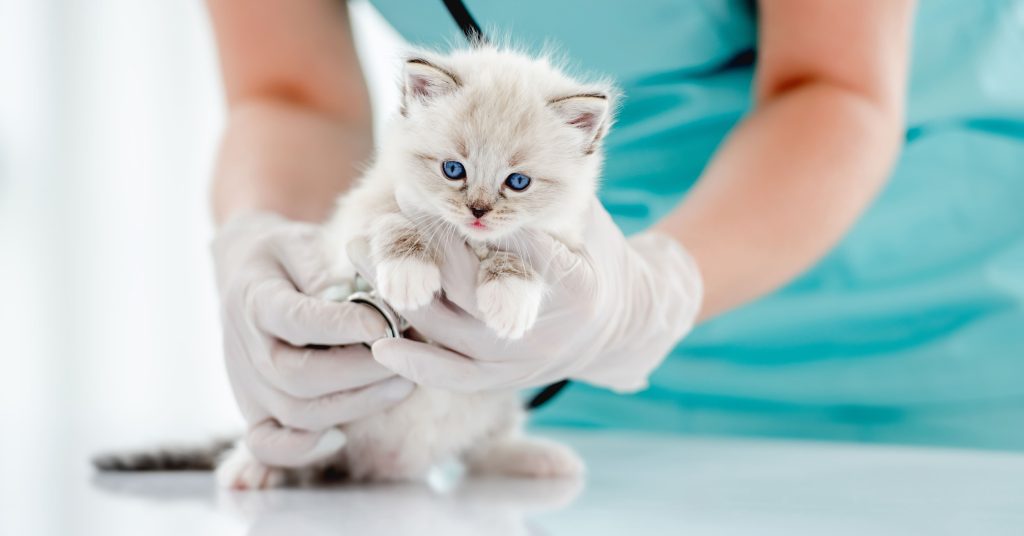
477 276 544 339
376 258 442 311
216 444 287 490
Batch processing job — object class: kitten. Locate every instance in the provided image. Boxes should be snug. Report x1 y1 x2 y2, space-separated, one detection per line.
216 46 615 489
97 46 616 489
331 47 614 338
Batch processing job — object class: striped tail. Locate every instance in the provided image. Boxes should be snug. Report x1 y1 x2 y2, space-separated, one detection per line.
92 438 236 471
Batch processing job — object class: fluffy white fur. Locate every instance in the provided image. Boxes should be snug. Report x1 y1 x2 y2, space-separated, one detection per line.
217 46 615 489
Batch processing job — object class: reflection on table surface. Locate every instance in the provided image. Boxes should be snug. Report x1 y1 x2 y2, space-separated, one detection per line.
95 471 578 536
49 431 1024 535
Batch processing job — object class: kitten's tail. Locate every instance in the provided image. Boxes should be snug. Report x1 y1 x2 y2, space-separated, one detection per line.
92 438 236 472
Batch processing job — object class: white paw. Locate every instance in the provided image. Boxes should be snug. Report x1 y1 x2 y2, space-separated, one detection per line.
471 438 584 479
215 444 287 490
476 277 544 339
376 258 441 311
506 441 584 478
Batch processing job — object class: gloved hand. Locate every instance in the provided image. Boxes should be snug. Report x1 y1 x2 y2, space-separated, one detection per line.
213 212 414 467
348 199 703 393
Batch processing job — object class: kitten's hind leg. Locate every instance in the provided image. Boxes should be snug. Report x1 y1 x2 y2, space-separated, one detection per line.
370 212 443 311
215 442 288 490
464 435 584 479
476 250 544 339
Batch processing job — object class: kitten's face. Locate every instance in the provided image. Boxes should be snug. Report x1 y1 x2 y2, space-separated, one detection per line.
387 49 614 242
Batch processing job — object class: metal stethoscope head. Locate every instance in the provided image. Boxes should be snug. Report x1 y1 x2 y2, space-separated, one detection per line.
345 290 406 340
322 275 408 342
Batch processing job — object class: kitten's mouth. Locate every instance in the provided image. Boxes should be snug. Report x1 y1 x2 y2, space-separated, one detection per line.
460 218 497 238
450 213 504 238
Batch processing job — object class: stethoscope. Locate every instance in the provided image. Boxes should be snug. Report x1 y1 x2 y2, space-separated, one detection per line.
336 275 407 341
335 0 569 410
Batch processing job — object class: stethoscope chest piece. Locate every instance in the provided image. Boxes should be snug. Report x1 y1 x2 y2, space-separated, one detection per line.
345 290 405 341
322 275 407 343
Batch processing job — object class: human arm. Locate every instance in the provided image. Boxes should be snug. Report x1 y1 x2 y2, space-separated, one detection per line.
208 0 373 223
206 0 410 464
657 0 915 320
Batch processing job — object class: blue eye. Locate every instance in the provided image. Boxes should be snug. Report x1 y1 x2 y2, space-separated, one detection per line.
442 160 466 180
505 172 531 191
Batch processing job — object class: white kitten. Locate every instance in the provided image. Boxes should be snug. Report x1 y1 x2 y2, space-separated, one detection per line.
331 46 614 337
109 46 615 489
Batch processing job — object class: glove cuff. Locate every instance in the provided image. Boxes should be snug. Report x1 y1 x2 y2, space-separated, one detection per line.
574 230 704 393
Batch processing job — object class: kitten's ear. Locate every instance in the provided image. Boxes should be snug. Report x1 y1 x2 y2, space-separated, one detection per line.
402 57 460 108
548 92 612 148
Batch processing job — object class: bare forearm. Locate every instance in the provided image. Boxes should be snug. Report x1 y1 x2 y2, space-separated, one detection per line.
212 99 373 224
206 0 371 225
656 82 903 320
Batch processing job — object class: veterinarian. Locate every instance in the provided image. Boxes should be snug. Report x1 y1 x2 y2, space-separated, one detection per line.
207 0 1024 466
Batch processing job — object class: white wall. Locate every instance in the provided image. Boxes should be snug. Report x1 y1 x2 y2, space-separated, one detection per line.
0 1 403 531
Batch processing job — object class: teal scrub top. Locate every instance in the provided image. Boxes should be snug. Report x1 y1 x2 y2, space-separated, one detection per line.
366 0 1024 449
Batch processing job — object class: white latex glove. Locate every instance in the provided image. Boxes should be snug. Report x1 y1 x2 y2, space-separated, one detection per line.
348 199 703 393
213 212 414 467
